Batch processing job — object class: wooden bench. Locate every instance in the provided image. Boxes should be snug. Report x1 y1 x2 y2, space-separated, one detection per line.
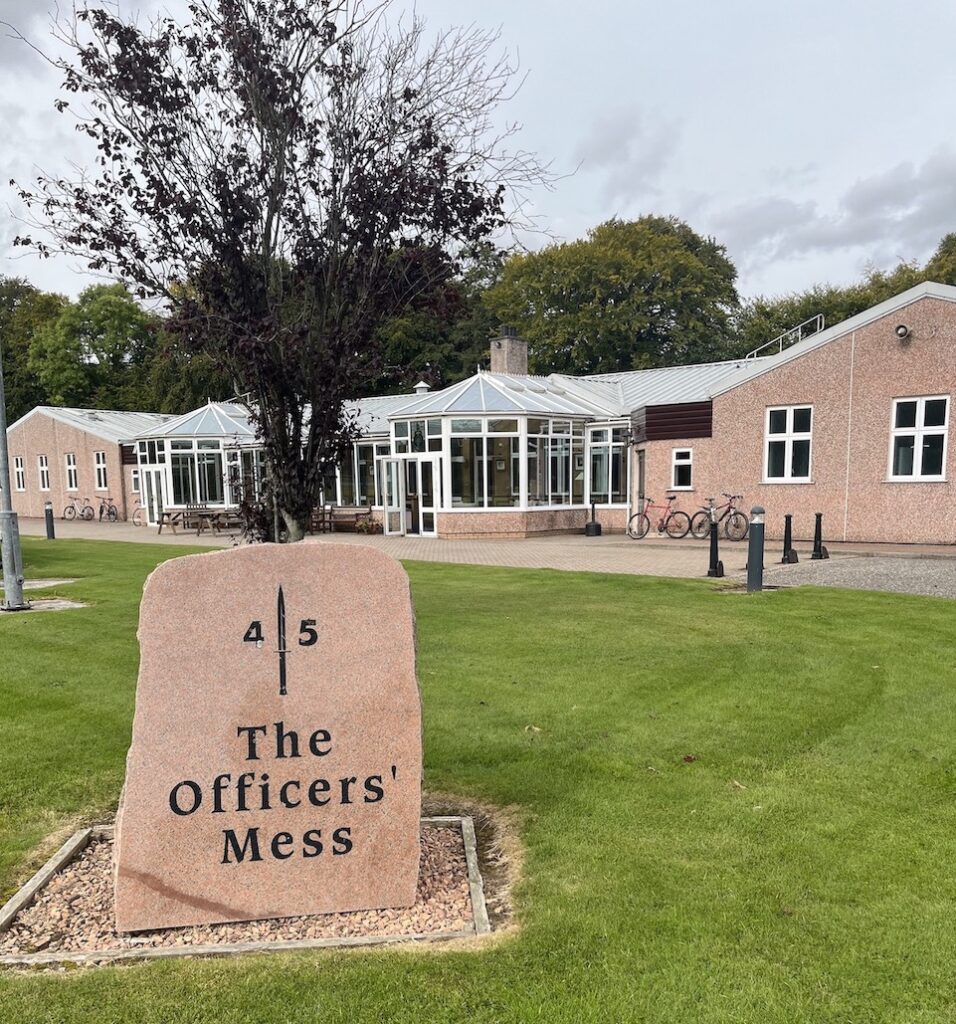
330 506 373 532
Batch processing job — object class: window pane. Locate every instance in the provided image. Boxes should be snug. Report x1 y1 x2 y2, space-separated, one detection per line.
674 462 692 488
551 420 571 435
197 451 224 503
394 422 408 438
792 407 812 433
427 437 442 452
767 440 786 478
394 439 409 454
487 435 518 507
528 419 548 436
769 409 787 434
339 449 356 504
674 449 691 463
356 445 375 506
171 454 197 504
488 419 518 433
591 429 609 444
451 419 481 434
895 401 917 429
451 437 484 507
921 434 945 476
790 439 810 478
590 447 610 503
549 437 570 504
612 428 628 445
528 438 546 505
611 444 628 503
924 399 947 428
427 418 442 435
892 436 915 476
572 440 585 504
410 422 427 452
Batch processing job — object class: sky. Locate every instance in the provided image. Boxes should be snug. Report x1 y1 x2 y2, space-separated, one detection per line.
2 0 956 301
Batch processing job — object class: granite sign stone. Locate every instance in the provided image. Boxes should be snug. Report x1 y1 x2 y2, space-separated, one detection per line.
113 544 422 932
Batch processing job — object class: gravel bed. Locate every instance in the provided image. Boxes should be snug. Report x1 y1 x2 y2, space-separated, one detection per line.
765 555 956 599
0 826 472 956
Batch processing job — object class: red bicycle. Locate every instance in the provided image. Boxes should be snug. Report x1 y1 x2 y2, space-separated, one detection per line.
627 495 691 539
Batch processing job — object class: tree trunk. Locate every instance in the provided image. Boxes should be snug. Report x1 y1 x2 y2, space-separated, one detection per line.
280 508 307 543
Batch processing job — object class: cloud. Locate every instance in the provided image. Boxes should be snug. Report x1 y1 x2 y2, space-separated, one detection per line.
572 107 681 206
0 1 52 71
709 148 956 274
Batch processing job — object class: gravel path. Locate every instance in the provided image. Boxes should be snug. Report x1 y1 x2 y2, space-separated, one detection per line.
0 827 472 957
766 555 956 599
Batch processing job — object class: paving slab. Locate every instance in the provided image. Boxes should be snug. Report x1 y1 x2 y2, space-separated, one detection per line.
765 555 956 599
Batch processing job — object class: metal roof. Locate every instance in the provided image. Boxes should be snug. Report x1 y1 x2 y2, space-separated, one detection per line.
134 401 258 443
345 393 426 435
388 371 619 418
580 358 772 410
7 406 173 445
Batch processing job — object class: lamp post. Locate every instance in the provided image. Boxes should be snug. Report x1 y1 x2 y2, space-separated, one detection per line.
0 330 27 611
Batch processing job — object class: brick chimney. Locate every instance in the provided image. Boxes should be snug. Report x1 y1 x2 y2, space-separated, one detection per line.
489 325 528 375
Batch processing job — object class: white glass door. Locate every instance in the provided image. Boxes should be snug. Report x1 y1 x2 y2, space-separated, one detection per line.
383 459 405 536
418 456 440 537
143 469 165 526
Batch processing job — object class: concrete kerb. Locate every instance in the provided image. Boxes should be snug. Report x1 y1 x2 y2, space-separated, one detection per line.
0 816 490 968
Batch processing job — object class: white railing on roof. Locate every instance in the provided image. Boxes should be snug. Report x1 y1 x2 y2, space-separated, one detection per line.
746 314 825 359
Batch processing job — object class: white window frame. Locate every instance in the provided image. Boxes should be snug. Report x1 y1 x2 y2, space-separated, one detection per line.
888 395 949 482
671 448 694 490
65 452 78 491
38 454 50 491
131 467 141 494
764 405 813 483
94 450 108 491
13 457 25 492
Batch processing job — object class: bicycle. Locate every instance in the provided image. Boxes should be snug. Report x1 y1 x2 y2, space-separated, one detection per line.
689 493 749 541
63 496 94 521
627 495 691 539
97 496 119 523
130 502 146 527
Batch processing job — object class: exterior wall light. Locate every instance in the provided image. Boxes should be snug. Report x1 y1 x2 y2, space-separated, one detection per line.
895 324 911 341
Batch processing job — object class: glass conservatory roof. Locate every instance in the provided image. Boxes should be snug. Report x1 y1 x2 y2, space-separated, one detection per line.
389 371 620 419
133 401 258 444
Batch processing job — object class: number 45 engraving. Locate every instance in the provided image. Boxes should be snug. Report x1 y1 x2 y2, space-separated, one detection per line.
242 585 317 695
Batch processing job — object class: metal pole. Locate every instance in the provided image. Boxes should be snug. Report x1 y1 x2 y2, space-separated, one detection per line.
44 500 55 541
811 512 828 560
747 506 766 592
781 513 797 564
707 506 723 578
0 331 27 610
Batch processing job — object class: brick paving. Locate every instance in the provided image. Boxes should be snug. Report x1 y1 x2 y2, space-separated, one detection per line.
764 555 956 599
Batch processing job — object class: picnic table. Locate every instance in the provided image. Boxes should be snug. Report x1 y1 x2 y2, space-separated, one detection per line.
157 505 243 536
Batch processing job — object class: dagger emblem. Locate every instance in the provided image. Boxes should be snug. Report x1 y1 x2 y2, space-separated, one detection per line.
277 584 288 696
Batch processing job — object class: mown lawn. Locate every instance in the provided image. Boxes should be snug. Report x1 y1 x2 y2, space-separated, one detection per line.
1 537 955 1023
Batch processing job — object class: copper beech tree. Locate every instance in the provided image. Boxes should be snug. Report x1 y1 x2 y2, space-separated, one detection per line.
10 0 547 540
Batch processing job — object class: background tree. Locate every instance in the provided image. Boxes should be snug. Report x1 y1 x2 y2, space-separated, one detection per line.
0 277 67 423
11 1 547 540
484 216 739 374
27 283 156 408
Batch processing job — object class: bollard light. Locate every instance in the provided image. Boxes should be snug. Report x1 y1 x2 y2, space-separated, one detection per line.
44 500 55 541
747 505 766 593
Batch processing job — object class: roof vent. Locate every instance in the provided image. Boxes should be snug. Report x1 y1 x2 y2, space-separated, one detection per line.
413 380 431 395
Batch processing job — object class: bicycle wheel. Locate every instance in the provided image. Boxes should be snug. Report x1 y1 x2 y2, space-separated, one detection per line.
81 505 94 521
63 505 76 520
106 505 118 523
724 510 749 541
627 512 650 539
131 506 144 527
665 511 691 539
689 510 711 539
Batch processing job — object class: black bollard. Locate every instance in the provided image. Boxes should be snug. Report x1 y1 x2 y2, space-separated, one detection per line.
811 512 829 560
747 506 766 592
44 501 55 541
707 517 724 578
781 513 797 564
584 501 602 537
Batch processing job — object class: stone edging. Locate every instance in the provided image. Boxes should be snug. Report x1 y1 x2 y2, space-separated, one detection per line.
0 815 489 967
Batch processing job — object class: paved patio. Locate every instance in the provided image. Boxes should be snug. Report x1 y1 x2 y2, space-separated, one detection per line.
12 516 956 592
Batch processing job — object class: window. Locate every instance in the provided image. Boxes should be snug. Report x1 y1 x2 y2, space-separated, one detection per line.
94 451 108 490
589 427 629 503
38 455 50 491
765 406 812 481
131 468 140 494
65 453 78 491
672 449 693 489
889 396 948 480
13 457 25 491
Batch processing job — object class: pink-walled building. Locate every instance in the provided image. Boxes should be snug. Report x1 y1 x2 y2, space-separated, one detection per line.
5 407 171 521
